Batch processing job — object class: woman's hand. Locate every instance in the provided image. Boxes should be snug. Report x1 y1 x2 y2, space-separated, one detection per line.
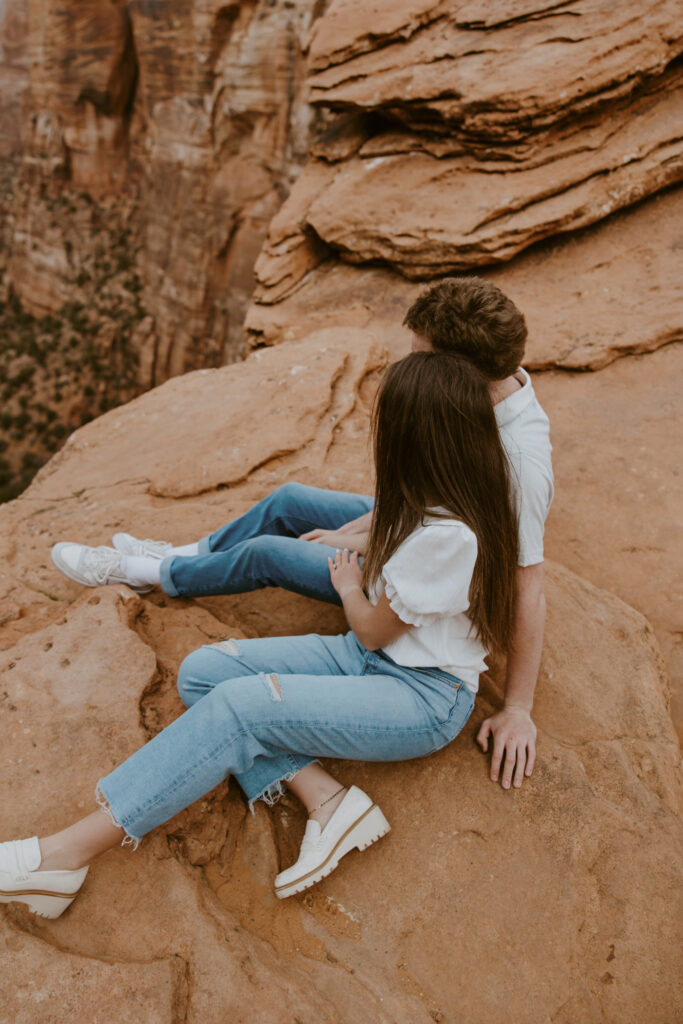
328 548 363 598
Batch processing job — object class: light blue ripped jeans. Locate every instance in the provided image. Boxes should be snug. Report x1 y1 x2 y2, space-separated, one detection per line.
97 632 475 845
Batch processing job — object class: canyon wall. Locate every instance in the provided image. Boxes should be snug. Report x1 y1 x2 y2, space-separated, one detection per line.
0 0 28 158
0 0 324 497
6 0 322 370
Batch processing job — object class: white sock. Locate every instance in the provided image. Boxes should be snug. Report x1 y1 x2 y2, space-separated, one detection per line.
168 542 199 557
121 556 161 587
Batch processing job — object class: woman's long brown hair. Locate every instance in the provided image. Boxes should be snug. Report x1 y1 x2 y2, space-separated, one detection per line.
362 352 518 654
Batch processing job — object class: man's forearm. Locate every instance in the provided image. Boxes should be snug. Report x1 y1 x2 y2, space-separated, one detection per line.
340 510 373 533
475 562 545 788
343 531 369 556
504 563 546 711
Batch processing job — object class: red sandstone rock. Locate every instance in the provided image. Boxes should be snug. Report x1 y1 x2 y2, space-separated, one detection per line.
307 0 683 138
534 342 683 743
248 184 683 371
253 79 683 285
0 917 183 1024
1 332 681 1021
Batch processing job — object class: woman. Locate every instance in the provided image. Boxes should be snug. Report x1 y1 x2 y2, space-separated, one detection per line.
0 352 517 917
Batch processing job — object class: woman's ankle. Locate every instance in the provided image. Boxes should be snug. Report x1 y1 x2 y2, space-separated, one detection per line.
38 836 89 872
34 809 126 871
309 786 348 830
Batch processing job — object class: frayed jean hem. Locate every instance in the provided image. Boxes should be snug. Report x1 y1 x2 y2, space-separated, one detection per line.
245 759 320 816
95 782 142 850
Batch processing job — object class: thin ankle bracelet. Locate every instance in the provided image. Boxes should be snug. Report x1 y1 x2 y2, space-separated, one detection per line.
310 786 346 815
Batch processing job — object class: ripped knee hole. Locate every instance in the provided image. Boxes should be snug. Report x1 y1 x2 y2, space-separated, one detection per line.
263 672 282 701
213 639 240 655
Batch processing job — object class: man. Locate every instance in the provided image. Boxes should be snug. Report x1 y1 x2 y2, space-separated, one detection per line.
52 277 553 792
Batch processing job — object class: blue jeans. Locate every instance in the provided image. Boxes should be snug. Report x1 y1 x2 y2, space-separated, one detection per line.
97 632 475 843
159 482 374 602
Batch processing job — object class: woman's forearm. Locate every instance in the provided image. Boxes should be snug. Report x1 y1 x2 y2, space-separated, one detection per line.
339 587 407 650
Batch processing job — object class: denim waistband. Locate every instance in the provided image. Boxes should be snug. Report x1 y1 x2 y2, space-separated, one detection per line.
366 645 464 690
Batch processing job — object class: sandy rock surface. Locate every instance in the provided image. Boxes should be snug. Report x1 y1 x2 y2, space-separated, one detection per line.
535 342 683 741
2 331 681 1022
0 916 182 1024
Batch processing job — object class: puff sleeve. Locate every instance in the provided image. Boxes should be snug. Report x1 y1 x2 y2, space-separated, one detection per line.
382 522 478 627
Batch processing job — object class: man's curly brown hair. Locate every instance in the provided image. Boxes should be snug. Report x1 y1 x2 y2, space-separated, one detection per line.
403 277 527 380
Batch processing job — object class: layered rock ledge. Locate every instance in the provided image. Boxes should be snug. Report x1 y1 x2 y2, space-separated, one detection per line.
251 0 683 303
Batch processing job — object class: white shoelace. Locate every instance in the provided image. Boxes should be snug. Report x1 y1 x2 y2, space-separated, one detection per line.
129 538 169 557
84 547 124 584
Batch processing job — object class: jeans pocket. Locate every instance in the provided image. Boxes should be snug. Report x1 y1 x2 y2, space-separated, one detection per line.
432 685 475 748
447 686 475 732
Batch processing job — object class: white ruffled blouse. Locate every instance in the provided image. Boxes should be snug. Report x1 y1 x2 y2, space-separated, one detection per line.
369 514 486 692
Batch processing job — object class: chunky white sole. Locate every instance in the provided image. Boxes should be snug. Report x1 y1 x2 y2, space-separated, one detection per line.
275 804 391 899
0 887 79 919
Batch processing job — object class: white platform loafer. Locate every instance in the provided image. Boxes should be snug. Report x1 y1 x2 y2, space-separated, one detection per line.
0 838 89 919
274 786 390 899
112 533 172 559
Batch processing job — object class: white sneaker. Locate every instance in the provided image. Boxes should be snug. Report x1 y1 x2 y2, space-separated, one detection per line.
274 786 390 899
51 542 154 594
112 532 172 560
0 837 88 919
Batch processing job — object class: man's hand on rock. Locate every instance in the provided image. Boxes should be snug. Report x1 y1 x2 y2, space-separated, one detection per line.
476 706 537 790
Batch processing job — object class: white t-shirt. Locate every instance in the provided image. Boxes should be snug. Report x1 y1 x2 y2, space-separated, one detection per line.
370 516 486 692
496 368 554 567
